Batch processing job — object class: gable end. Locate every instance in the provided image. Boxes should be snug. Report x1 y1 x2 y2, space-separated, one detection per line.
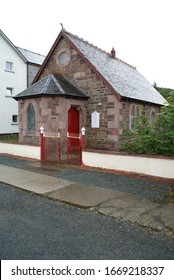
32 30 121 100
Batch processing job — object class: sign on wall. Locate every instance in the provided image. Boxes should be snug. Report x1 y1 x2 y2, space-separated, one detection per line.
91 111 100 128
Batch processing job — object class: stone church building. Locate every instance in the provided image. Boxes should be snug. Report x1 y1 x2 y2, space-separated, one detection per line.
14 28 166 158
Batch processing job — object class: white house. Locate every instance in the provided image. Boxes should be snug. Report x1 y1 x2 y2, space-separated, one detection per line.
0 30 45 135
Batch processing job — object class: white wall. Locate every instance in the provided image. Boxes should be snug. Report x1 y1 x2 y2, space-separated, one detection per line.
0 142 40 160
0 33 27 134
0 142 173 179
82 151 174 179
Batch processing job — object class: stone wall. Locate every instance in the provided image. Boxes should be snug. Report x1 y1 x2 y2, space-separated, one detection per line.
18 95 85 158
39 37 122 151
27 64 41 87
121 99 160 130
19 37 162 152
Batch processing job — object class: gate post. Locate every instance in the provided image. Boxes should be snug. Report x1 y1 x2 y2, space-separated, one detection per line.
58 132 61 164
40 126 45 161
81 127 86 150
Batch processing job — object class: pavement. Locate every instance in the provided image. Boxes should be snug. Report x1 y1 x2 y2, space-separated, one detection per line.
0 157 174 237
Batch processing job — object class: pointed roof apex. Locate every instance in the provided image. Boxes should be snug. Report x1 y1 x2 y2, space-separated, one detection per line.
60 23 67 32
0 29 27 62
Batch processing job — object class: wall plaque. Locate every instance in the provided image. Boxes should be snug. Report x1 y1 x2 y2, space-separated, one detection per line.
91 111 100 128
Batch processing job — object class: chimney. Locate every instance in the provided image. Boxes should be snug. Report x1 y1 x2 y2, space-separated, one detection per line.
111 47 116 58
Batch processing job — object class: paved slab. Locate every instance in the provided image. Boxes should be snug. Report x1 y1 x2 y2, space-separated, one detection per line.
0 164 72 194
98 195 174 234
46 183 124 207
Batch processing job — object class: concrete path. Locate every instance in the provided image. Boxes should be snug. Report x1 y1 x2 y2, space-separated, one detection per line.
0 164 72 194
0 163 173 236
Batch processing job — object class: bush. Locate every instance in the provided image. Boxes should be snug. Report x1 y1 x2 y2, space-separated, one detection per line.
121 93 174 157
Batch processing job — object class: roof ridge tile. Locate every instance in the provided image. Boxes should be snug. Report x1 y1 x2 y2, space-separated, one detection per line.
42 74 52 93
51 75 66 94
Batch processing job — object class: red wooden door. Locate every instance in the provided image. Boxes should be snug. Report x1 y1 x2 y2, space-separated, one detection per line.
67 108 81 165
68 107 79 134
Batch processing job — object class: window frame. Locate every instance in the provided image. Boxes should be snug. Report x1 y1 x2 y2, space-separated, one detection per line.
5 61 14 72
6 87 13 97
12 115 19 124
27 103 36 132
129 104 137 130
150 110 156 123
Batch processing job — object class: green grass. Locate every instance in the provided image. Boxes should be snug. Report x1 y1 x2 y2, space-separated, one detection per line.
0 136 19 143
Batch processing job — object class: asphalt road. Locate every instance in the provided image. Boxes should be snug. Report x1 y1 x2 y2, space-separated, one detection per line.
0 182 174 260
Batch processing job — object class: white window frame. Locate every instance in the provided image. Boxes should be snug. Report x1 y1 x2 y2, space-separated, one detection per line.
6 87 13 96
12 115 19 124
5 61 14 72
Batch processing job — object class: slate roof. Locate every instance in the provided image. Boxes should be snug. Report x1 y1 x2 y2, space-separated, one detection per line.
17 47 45 65
14 74 88 100
63 31 166 106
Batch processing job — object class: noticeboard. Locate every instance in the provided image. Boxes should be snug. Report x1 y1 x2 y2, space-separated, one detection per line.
91 111 100 128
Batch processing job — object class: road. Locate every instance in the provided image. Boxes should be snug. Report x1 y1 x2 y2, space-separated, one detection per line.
0 182 174 260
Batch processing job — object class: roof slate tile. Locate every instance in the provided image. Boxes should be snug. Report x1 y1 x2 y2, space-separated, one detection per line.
17 47 45 65
14 74 88 100
64 31 166 105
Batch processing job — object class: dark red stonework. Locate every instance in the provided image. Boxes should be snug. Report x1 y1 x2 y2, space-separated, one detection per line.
17 36 161 154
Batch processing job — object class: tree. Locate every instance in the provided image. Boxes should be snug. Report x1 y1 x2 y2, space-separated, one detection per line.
155 86 174 99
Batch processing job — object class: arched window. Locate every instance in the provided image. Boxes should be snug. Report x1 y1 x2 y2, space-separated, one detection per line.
129 105 136 130
150 110 156 123
27 103 35 131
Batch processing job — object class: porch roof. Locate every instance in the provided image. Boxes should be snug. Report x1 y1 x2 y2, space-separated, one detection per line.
14 74 89 100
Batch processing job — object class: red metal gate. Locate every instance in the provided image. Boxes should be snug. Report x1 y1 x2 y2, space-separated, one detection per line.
40 131 61 163
67 132 82 165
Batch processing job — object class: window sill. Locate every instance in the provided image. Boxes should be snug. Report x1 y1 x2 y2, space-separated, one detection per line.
5 95 13 98
4 70 15 73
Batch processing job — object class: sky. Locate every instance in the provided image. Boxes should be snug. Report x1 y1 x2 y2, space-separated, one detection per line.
1 0 174 89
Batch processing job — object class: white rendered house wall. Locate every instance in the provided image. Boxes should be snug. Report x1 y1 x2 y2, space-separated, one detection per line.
0 34 27 134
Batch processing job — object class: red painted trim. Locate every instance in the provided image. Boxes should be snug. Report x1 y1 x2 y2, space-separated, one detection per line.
40 132 45 161
58 137 61 164
81 135 85 151
80 141 82 165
